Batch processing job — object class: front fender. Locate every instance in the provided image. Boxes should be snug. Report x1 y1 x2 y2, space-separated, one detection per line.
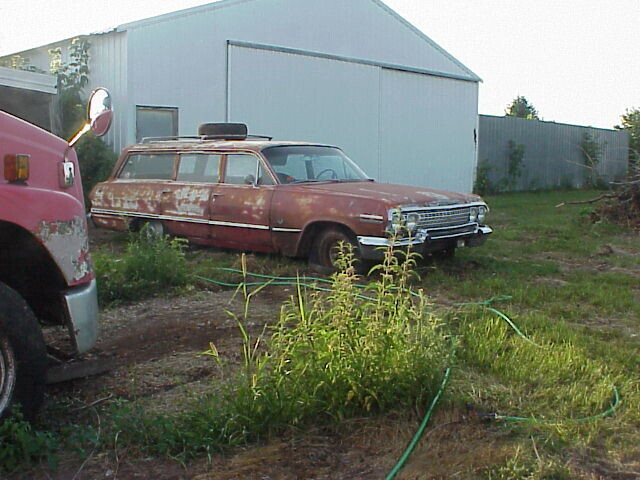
0 186 92 286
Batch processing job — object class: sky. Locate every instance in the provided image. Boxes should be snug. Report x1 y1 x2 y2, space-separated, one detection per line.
0 0 638 129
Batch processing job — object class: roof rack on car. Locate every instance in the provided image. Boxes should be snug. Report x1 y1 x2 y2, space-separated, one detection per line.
142 123 272 143
141 134 273 143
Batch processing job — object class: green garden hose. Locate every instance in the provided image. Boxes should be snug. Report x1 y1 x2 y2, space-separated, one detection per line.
384 368 451 480
193 268 621 479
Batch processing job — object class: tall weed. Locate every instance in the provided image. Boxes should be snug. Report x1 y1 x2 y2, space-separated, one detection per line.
114 245 452 457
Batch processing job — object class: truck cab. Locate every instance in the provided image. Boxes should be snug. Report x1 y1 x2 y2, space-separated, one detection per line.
0 88 111 418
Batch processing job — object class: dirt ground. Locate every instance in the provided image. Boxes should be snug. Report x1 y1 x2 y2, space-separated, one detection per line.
15 280 510 480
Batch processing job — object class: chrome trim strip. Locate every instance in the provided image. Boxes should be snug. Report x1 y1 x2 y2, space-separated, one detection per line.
358 225 492 247
395 202 488 213
359 214 384 221
209 220 270 230
357 236 423 247
272 227 302 233
426 221 477 232
91 208 269 230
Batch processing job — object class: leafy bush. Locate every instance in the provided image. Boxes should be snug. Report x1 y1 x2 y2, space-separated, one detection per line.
76 134 117 206
94 226 189 305
474 160 495 195
0 411 58 473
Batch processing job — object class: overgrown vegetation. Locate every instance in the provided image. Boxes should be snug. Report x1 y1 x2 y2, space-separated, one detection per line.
580 130 605 187
0 411 57 473
107 245 452 458
76 133 117 205
615 106 640 167
93 225 189 305
8 190 640 478
474 140 525 194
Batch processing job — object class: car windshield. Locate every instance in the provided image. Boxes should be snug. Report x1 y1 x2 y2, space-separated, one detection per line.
261 146 370 184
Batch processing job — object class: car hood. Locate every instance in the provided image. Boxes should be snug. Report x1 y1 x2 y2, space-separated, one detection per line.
280 181 482 208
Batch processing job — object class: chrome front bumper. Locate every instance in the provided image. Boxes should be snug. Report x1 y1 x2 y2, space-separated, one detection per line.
63 278 99 354
357 225 493 260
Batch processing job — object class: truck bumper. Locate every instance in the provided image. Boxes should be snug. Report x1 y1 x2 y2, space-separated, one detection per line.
357 225 493 260
64 278 99 354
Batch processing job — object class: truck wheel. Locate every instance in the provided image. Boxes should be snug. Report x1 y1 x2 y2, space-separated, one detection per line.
309 228 368 274
0 283 47 420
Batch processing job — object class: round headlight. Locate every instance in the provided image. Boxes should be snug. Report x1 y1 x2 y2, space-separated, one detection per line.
469 207 479 222
390 211 403 233
478 206 487 223
406 213 419 232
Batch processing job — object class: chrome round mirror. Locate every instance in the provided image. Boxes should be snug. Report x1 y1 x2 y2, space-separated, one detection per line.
87 88 112 137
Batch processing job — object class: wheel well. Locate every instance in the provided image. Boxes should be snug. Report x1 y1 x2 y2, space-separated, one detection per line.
0 221 67 326
296 221 356 258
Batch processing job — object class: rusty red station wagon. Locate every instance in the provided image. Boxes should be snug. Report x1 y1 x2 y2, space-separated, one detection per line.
90 123 492 270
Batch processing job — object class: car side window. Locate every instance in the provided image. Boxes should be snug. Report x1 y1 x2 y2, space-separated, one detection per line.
118 153 175 180
224 153 273 185
177 154 221 183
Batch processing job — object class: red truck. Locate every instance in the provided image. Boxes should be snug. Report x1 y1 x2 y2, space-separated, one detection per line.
0 88 112 419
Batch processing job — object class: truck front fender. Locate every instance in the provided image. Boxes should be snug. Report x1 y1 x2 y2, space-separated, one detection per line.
0 186 92 285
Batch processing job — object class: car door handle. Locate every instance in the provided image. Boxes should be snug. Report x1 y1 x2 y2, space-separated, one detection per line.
161 190 171 194
212 193 224 197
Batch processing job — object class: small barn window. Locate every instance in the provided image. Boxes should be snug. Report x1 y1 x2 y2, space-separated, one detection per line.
136 106 178 142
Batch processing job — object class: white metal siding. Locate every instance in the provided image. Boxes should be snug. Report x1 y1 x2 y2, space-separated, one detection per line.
87 31 128 151
228 45 478 191
228 45 381 178
379 69 478 192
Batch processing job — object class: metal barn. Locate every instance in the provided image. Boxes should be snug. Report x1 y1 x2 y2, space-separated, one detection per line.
6 0 481 192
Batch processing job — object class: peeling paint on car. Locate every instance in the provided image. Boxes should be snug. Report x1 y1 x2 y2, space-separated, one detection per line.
36 215 91 283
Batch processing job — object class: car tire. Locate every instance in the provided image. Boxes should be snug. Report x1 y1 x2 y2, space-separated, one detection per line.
0 283 47 420
309 228 369 274
434 244 456 259
143 220 165 239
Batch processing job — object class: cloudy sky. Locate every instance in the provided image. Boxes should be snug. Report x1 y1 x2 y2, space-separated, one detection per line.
1 0 638 128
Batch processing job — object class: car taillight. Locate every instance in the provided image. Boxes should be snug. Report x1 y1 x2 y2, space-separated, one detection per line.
4 154 30 182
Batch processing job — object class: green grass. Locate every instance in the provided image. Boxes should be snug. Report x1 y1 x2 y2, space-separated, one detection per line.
16 190 639 477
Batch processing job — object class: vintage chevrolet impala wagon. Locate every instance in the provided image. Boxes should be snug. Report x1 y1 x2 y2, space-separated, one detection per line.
90 123 492 270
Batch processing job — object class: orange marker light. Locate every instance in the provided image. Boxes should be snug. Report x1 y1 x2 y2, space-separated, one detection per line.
4 154 30 182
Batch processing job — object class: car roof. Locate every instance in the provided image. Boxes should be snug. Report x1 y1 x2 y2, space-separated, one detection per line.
123 140 339 154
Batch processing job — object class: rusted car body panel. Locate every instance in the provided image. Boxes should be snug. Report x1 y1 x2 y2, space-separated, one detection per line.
90 138 492 263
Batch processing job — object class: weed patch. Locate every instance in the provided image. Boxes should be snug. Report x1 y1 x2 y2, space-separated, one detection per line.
0 411 58 473
94 225 189 305
112 247 452 459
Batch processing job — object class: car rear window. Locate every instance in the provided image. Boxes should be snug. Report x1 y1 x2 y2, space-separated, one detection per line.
119 153 176 180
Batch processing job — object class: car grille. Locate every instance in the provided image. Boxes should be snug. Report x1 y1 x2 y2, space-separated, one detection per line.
414 207 471 229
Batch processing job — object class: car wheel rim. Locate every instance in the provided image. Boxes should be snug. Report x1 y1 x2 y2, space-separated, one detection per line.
0 336 17 414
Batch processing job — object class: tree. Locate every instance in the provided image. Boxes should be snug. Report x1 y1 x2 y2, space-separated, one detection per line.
505 96 540 120
49 38 116 205
615 107 640 166
49 38 90 139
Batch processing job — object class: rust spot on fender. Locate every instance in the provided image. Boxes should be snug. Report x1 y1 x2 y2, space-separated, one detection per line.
36 215 92 283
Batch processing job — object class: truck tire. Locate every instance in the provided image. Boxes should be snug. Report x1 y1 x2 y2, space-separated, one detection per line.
309 228 369 274
0 283 47 420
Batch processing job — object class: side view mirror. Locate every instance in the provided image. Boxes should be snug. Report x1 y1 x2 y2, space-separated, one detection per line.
68 88 113 147
88 88 112 137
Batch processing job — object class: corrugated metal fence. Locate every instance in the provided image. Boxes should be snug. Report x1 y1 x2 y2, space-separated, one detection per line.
478 115 630 191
